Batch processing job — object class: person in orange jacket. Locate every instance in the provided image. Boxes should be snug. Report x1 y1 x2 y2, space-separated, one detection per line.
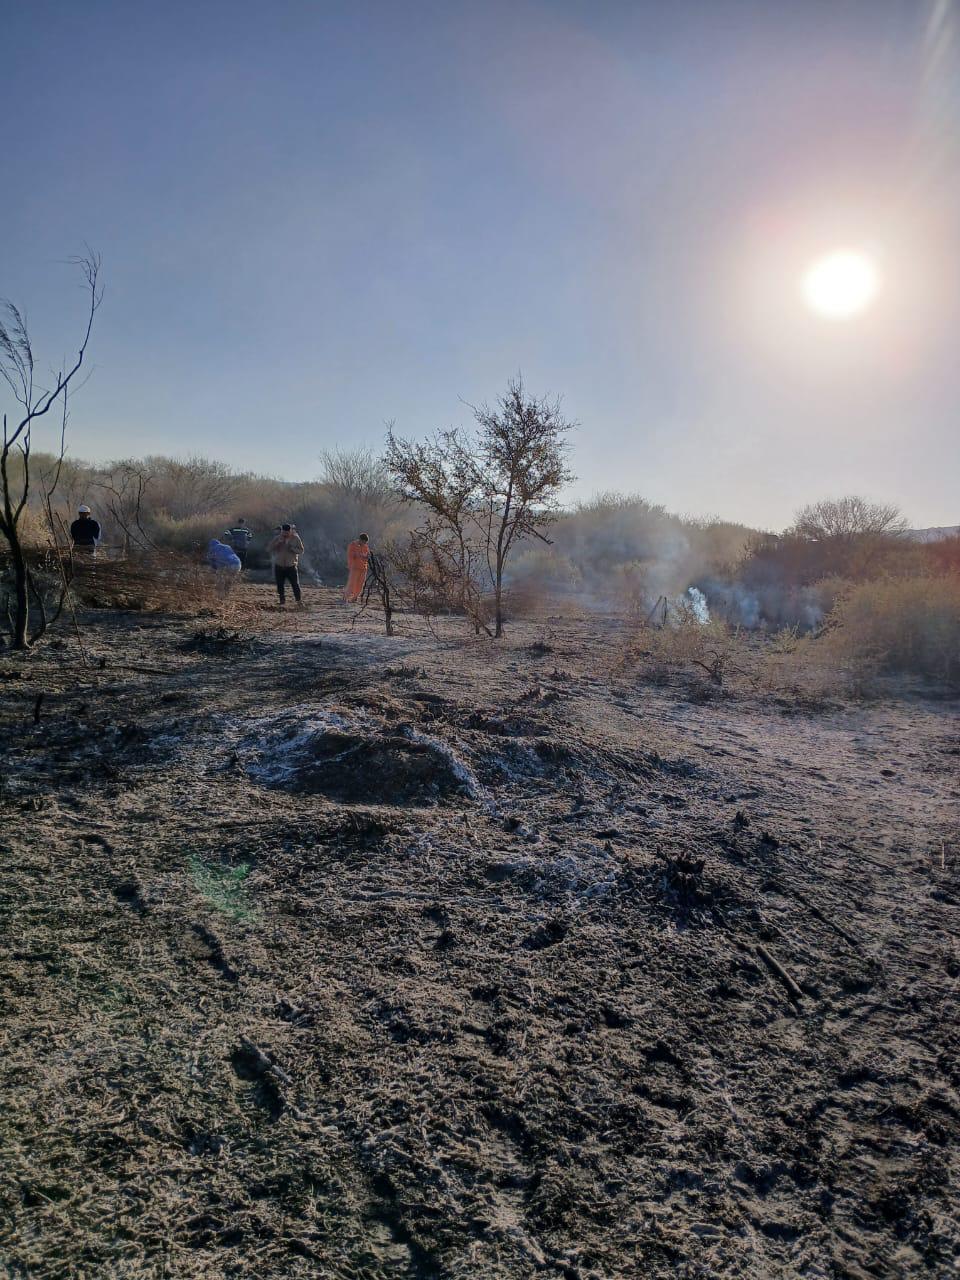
344 533 370 603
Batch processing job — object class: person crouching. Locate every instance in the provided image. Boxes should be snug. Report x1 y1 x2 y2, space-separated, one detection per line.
207 538 241 595
268 523 305 607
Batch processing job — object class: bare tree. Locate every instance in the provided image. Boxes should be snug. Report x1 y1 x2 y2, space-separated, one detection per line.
384 427 493 634
355 549 398 635
95 461 157 554
472 381 575 634
0 253 101 649
143 455 241 520
790 497 908 543
316 446 401 559
319 447 394 505
386 378 575 636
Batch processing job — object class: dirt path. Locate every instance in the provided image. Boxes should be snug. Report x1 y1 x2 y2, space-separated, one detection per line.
1 591 957 1277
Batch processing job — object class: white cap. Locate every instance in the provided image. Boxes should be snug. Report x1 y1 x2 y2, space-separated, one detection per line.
78 504 91 513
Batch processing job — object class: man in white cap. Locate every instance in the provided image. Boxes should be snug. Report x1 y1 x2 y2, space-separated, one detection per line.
70 505 101 554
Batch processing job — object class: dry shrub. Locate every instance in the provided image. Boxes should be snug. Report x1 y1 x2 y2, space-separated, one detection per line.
813 575 855 616
71 551 237 618
631 612 742 687
148 511 234 555
629 612 854 706
758 629 854 706
502 575 551 620
824 576 960 684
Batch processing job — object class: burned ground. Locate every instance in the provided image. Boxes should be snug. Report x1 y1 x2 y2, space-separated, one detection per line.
1 590 958 1278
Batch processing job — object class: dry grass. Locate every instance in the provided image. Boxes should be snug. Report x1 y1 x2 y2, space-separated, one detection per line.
824 575 960 684
69 551 222 614
627 613 858 706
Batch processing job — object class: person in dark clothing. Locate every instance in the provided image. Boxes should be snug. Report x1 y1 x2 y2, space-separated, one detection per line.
70 505 101 554
267 523 305 607
224 517 253 567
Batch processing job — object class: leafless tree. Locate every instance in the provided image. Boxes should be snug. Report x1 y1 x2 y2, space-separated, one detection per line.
143 455 241 520
0 253 101 649
790 497 908 543
95 461 157 554
319 447 394 505
386 378 575 637
384 427 492 634
315 446 402 567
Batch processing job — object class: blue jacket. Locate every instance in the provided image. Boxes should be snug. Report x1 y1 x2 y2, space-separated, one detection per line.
208 539 241 570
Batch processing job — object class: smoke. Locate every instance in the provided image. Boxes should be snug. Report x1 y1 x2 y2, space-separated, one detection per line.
700 576 825 631
503 493 842 632
507 495 755 620
685 586 710 624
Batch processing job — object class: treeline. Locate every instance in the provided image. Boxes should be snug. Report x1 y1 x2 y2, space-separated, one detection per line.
14 450 957 626
17 451 756 598
704 497 960 630
14 449 413 583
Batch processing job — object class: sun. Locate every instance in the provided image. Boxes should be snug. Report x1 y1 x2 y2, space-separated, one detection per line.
802 250 880 320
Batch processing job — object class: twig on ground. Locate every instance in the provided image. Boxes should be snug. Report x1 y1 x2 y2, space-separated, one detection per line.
755 944 806 1005
791 889 861 949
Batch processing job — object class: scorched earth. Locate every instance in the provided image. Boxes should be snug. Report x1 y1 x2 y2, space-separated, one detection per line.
1 589 958 1279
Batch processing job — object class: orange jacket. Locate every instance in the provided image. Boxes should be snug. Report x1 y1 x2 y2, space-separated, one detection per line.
347 540 370 569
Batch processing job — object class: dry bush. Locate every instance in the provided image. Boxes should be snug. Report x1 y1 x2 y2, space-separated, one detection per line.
556 494 751 603
812 574 854 616
757 629 856 706
630 611 743 687
70 552 239 618
148 511 235 555
824 576 960 684
626 609 858 707
505 544 584 600
501 575 552 621
9 505 51 551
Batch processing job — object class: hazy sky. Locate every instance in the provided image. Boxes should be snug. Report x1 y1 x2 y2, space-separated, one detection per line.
4 0 958 529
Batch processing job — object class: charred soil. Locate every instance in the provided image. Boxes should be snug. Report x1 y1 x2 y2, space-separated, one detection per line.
1 588 958 1278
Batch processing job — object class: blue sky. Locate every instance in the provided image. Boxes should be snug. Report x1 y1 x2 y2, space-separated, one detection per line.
3 0 958 529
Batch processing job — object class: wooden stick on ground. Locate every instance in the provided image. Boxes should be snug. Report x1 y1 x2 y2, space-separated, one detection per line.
791 890 861 949
755 944 806 1005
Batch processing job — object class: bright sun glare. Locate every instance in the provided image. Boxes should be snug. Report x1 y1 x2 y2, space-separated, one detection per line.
801 250 880 320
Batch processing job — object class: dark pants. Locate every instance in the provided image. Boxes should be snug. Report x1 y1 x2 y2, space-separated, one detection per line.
235 548 247 569
275 564 301 602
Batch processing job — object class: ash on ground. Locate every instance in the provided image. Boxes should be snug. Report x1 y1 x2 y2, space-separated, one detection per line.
1 589 958 1279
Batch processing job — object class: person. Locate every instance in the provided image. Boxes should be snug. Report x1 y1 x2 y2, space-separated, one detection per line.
268 523 305 607
224 517 253 568
70 505 101 554
207 538 241 594
344 533 370 603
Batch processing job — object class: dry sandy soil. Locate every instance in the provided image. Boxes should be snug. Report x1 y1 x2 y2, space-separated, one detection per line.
1 587 958 1279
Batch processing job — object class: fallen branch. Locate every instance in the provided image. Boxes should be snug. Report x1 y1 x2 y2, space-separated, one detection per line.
791 890 861 949
755 944 806 1005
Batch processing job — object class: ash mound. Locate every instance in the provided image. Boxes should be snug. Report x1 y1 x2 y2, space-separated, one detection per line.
243 709 479 806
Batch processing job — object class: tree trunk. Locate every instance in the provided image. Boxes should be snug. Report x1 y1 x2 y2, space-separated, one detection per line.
10 537 29 649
